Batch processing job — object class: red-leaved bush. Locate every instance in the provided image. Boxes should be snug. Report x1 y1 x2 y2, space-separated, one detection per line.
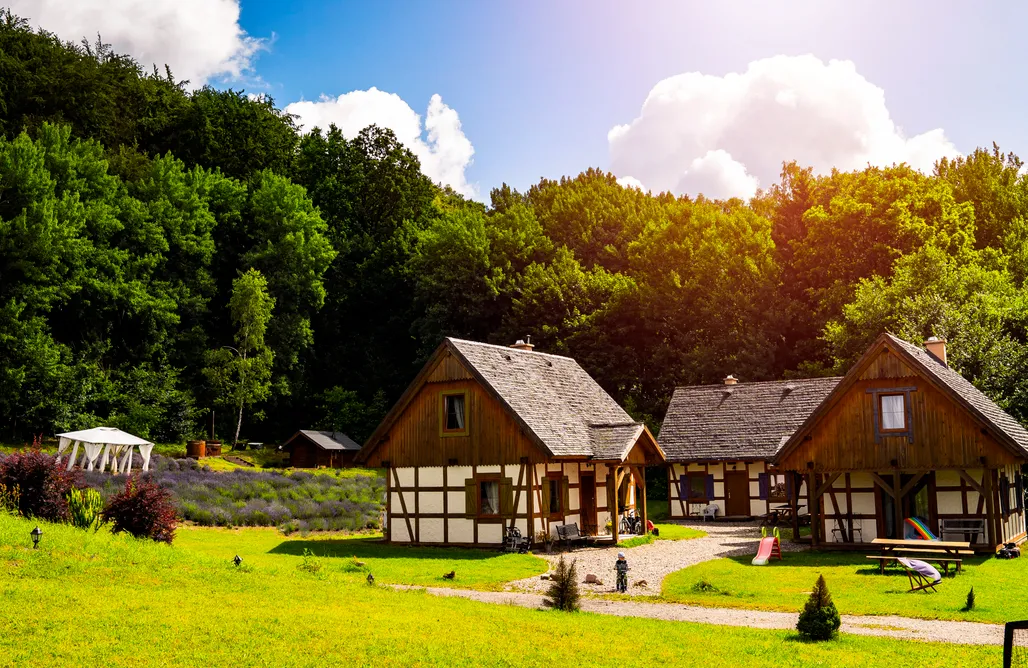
102 476 178 544
0 449 79 522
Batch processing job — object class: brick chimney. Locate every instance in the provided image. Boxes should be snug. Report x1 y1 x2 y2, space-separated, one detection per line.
510 335 535 352
723 374 738 385
925 336 947 365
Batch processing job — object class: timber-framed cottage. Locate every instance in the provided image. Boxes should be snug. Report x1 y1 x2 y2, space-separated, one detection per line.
775 334 1027 551
356 337 666 546
660 377 839 519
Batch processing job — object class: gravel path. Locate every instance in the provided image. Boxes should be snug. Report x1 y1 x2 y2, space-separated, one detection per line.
395 520 1004 646
508 521 805 596
394 585 1004 646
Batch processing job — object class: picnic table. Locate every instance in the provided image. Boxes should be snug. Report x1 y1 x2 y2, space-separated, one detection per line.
869 538 972 574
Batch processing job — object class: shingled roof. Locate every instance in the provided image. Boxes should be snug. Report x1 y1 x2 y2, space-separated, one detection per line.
884 334 1028 456
659 377 842 462
447 339 659 461
289 430 361 452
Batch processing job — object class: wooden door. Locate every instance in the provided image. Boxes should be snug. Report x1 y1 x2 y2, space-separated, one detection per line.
724 471 750 516
580 473 597 535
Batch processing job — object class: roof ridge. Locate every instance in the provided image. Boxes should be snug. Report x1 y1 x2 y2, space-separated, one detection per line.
446 337 576 362
673 377 843 392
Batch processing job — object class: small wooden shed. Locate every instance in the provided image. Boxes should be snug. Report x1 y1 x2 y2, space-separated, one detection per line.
284 430 361 468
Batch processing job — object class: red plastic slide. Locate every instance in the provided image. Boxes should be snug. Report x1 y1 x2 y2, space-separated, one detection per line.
751 536 782 565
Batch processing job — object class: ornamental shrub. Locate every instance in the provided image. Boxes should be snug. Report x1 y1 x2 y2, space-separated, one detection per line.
67 487 105 531
0 449 79 522
102 476 178 544
545 555 581 612
796 575 841 641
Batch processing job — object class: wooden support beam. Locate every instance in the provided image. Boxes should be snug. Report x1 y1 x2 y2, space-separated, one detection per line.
815 472 842 499
527 462 535 542
791 472 801 543
957 469 986 496
826 485 848 543
611 466 620 544
893 471 903 541
869 472 896 498
900 471 928 498
670 466 688 520
509 460 526 533
807 472 819 546
392 468 415 543
640 466 649 535
984 468 999 546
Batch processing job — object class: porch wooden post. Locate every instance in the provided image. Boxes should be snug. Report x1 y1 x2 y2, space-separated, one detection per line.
984 468 998 546
893 471 903 539
791 472 801 543
640 467 649 535
527 463 535 543
611 466 620 544
807 471 819 546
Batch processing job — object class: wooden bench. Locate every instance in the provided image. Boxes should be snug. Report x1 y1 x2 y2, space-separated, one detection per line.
940 518 986 545
866 555 964 574
556 523 593 551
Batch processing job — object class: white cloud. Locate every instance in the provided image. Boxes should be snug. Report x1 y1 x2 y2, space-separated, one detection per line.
10 0 265 86
616 175 646 191
286 89 477 198
608 55 961 200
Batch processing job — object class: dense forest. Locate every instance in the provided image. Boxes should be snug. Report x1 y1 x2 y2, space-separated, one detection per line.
3 10 1028 444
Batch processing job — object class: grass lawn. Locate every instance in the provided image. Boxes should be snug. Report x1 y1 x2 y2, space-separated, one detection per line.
176 525 545 590
617 523 707 548
0 514 999 667
662 549 1023 624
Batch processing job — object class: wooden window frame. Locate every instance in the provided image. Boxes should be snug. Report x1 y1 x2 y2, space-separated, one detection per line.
766 473 789 503
439 390 469 437
682 473 709 503
866 387 916 443
476 473 502 519
545 473 564 520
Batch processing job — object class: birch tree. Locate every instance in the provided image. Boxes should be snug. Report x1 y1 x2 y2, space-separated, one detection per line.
204 269 275 445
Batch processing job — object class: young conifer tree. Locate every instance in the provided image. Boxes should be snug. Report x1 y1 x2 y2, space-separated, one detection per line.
545 555 581 612
796 574 840 640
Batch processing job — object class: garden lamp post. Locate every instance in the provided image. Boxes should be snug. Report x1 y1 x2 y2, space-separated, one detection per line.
30 526 42 549
233 555 242 567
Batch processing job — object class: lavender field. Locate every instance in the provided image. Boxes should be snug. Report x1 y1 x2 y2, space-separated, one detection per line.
80 456 385 533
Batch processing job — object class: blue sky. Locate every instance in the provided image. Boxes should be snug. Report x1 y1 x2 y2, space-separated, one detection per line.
16 1 1028 200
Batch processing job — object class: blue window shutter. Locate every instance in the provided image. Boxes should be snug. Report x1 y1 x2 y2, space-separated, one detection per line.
758 473 769 500
679 475 689 500
705 475 715 500
1016 475 1025 511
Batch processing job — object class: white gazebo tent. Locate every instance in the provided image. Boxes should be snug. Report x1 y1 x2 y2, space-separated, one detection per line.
56 427 155 474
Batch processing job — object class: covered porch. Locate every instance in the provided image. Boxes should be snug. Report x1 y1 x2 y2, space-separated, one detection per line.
790 466 1025 552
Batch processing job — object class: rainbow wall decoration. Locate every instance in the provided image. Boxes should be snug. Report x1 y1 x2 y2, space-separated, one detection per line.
903 517 938 541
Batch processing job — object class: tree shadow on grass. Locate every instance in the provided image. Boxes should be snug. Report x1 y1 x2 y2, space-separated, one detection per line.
268 538 511 562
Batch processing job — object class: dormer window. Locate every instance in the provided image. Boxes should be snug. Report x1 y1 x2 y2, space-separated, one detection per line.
441 391 468 436
880 394 907 431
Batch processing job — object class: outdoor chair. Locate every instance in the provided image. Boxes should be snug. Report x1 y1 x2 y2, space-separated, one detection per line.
699 504 719 521
897 557 942 593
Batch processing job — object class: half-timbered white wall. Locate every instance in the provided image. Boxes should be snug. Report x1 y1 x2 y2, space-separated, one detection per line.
668 461 805 519
386 461 641 545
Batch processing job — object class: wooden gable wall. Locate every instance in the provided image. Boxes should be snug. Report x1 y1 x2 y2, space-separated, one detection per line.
362 350 547 467
780 347 1020 472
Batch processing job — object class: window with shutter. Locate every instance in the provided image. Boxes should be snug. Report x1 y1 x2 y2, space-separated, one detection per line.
499 478 513 517
544 473 563 518
679 475 689 501
464 480 477 518
1000 476 1011 515
758 473 769 500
